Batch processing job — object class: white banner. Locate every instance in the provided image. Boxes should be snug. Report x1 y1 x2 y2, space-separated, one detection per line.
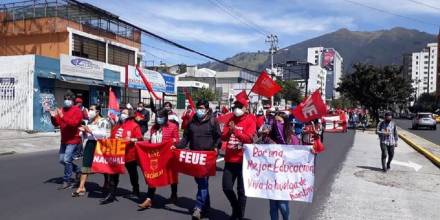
243 144 315 202
60 54 104 80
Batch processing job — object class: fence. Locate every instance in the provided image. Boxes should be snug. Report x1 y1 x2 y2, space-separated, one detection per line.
0 65 33 130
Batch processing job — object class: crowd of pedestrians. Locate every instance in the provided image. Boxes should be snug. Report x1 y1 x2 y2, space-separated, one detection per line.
50 90 324 220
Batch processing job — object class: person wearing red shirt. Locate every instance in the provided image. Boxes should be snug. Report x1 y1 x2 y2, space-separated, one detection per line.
221 100 256 220
100 107 143 205
50 91 84 190
138 108 180 209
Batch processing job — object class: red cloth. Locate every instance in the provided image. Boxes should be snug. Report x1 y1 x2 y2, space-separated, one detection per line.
256 115 265 130
173 149 217 177
181 109 195 130
150 122 179 145
217 112 234 124
51 106 83 145
251 71 282 98
91 138 127 174
292 90 327 123
221 114 256 163
135 65 161 100
136 141 177 187
110 119 143 162
108 87 120 110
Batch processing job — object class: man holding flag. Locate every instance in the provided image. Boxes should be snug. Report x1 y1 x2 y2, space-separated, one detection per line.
221 93 256 220
175 99 221 219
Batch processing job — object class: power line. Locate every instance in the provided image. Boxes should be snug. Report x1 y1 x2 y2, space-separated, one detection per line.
406 0 440 12
208 0 268 37
342 0 438 27
141 42 210 62
69 0 260 74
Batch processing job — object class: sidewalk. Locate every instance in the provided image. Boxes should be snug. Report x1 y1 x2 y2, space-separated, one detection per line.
0 130 60 155
318 130 440 220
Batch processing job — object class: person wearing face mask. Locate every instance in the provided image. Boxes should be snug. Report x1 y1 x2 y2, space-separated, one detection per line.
376 112 398 172
138 108 180 209
72 104 109 197
176 100 221 219
256 110 265 131
221 98 256 220
101 108 143 204
50 90 84 190
135 102 150 135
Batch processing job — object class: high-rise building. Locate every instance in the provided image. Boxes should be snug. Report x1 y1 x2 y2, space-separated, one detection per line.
307 47 343 100
411 43 437 99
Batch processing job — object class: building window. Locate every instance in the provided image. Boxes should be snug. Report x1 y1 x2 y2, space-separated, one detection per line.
416 61 418 64
72 34 106 62
108 45 135 66
424 61 429 64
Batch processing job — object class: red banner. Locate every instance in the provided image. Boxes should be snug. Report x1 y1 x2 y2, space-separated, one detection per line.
136 141 177 187
91 139 127 174
292 90 327 123
251 71 282 98
217 112 234 124
173 149 217 177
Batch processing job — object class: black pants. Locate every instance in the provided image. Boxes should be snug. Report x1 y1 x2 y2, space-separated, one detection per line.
125 161 140 193
107 174 119 196
380 143 395 169
146 183 178 199
222 162 246 218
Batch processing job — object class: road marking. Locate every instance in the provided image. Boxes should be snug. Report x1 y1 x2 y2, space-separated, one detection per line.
391 160 422 171
216 157 225 163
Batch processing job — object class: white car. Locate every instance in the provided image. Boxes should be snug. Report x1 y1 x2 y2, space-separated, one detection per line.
412 113 437 130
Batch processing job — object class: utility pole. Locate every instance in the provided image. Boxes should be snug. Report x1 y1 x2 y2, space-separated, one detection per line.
265 34 278 106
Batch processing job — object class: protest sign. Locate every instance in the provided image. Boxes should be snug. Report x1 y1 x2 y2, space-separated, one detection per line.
92 138 127 174
173 149 217 177
136 141 177 187
243 144 315 202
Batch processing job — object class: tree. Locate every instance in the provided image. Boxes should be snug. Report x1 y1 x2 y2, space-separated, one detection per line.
337 64 413 123
191 88 217 102
274 80 302 104
412 93 438 112
330 95 356 109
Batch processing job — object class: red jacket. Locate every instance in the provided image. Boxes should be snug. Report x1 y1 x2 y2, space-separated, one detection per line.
111 119 143 162
256 115 265 130
222 114 256 163
150 122 179 145
51 106 83 145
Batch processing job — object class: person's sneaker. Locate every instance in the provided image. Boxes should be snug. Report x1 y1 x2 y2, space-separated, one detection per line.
138 198 152 210
57 182 73 190
192 208 202 220
100 194 117 205
387 163 391 170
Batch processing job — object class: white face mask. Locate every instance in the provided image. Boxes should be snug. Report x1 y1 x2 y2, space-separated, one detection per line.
137 107 143 111
120 113 129 121
88 110 97 119
234 108 244 117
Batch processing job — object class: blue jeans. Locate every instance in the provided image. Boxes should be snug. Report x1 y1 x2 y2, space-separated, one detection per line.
59 144 81 183
269 200 289 220
195 177 210 211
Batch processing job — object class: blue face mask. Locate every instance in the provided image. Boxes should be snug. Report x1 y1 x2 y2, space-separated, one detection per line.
156 117 165 125
196 109 206 119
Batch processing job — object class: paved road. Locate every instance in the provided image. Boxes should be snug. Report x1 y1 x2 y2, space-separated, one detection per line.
0 131 355 220
395 119 440 145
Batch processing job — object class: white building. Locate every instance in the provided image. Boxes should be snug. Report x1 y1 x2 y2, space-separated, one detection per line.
307 47 343 100
411 43 437 99
307 65 327 100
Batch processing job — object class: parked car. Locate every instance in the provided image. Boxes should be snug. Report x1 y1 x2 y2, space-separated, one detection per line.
412 113 437 130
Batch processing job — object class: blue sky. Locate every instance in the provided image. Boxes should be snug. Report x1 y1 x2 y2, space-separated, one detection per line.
17 0 440 65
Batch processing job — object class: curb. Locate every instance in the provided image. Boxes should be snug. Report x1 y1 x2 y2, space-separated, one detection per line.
398 134 440 168
0 151 16 156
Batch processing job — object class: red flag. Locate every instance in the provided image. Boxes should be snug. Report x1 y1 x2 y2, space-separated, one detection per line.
136 141 177 187
217 112 234 124
173 149 217 177
108 87 119 110
91 139 127 174
184 88 196 111
292 90 327 123
251 71 282 98
135 65 162 100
